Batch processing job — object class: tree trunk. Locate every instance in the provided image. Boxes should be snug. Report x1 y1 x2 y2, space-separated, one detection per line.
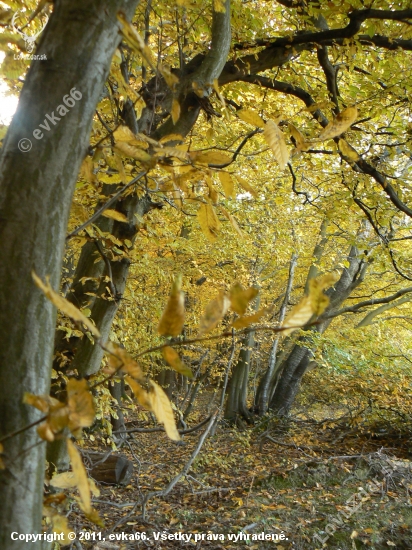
110 379 127 440
255 254 297 414
224 331 255 424
268 245 368 415
0 1 138 547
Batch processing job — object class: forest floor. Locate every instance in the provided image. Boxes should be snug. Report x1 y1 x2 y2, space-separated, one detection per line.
64 390 412 550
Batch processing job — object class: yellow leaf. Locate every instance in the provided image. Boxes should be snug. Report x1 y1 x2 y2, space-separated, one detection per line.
125 375 152 410
149 381 180 441
199 292 231 334
232 306 271 329
307 273 338 315
264 120 289 170
197 200 221 241
50 471 77 489
114 141 152 163
0 442 4 470
213 78 226 109
318 106 358 140
106 341 143 379
155 146 188 162
24 393 69 441
171 98 180 124
113 126 149 148
67 379 95 436
282 273 338 335
191 150 232 165
51 513 73 544
162 346 193 378
230 283 259 315
218 171 234 198
237 109 265 128
159 66 179 91
338 138 360 161
213 0 227 13
67 439 91 514
32 273 101 339
236 176 257 198
101 209 128 223
289 123 310 152
159 133 184 144
117 12 155 68
158 275 185 337
220 205 243 238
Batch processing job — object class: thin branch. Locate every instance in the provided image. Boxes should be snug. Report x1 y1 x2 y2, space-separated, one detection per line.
141 412 218 518
322 285 412 320
66 171 147 240
0 415 47 444
114 414 213 436
209 129 262 168
94 240 118 301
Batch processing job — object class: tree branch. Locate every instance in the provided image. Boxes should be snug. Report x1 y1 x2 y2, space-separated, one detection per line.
322 285 412 320
190 0 231 95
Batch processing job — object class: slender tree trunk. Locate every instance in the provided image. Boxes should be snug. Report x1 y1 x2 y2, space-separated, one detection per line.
268 245 369 415
0 1 138 548
224 331 255 424
255 253 297 414
110 379 127 440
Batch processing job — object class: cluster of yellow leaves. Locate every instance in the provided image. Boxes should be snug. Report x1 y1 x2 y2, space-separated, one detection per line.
50 440 102 526
31 273 180 442
32 272 101 339
282 273 339 335
200 283 264 333
105 341 181 440
24 378 95 441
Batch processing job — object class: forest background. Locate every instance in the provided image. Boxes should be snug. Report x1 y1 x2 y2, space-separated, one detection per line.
1 0 412 548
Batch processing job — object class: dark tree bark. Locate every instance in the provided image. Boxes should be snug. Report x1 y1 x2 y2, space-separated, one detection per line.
0 1 138 547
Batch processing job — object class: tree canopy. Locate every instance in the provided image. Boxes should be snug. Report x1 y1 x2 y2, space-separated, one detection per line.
1 0 412 547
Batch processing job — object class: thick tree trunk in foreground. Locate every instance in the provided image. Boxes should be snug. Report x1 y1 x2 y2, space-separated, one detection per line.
0 1 138 548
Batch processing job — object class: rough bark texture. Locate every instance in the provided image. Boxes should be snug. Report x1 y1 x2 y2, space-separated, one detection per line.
0 1 138 548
